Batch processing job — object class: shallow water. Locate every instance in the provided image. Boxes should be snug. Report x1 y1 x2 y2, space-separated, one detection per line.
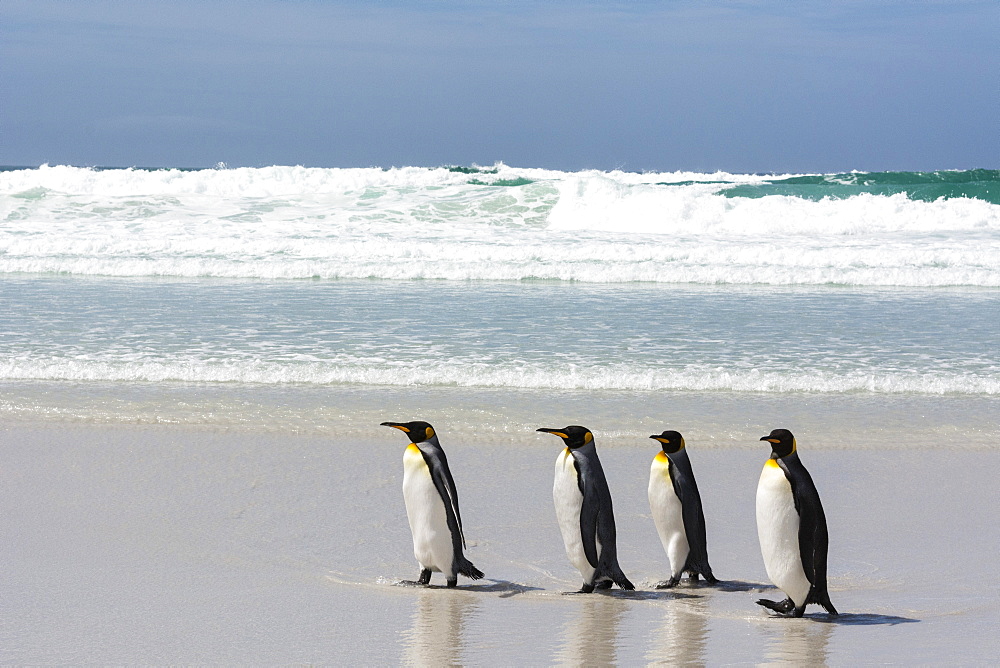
2 276 997 458
3 278 998 391
2 278 997 442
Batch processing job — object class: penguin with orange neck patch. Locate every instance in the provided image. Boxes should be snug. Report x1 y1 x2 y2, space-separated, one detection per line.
537 425 634 593
381 420 483 587
647 430 718 588
756 428 837 617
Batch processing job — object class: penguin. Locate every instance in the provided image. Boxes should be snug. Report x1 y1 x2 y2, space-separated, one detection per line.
537 425 634 593
381 420 484 587
647 430 718 588
755 428 837 617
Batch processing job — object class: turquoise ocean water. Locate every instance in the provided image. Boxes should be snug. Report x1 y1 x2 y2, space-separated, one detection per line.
1 165 997 447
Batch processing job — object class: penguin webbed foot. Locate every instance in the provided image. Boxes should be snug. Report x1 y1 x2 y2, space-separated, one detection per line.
657 571 719 589
578 583 596 594
446 578 458 588
418 569 432 585
594 580 613 590
756 597 798 616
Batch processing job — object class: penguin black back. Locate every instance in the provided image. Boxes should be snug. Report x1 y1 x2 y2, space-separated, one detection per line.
539 425 634 592
757 428 837 616
649 430 717 585
382 420 483 586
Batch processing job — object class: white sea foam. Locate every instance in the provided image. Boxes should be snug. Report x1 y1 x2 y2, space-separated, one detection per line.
2 165 998 286
1 357 996 396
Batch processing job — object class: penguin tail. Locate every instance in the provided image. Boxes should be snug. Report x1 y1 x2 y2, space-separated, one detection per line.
596 558 634 591
808 586 838 616
699 565 719 584
683 553 719 585
458 558 484 581
817 594 838 616
609 567 634 591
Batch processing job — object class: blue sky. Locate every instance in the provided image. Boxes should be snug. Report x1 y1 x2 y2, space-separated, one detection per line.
3 1 998 173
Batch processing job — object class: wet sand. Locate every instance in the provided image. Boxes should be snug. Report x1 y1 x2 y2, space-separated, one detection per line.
3 422 998 663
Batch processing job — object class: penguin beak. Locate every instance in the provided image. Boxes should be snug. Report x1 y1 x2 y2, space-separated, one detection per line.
761 437 778 443
650 435 667 443
381 422 410 433
537 428 568 439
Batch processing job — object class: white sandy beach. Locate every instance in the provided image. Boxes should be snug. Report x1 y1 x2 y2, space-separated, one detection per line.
4 411 998 664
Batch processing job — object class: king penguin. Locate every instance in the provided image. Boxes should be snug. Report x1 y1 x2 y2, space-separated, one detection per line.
381 420 484 587
648 430 718 588
755 428 837 617
537 425 634 593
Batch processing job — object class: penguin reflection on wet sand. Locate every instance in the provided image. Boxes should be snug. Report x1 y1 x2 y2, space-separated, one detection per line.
538 425 634 593
756 428 838 617
648 430 718 588
381 421 484 587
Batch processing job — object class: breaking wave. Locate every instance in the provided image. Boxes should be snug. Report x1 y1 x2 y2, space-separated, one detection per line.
2 164 998 286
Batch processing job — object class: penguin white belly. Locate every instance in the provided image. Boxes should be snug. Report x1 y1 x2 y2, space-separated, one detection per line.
756 461 811 607
648 455 689 577
402 444 454 577
553 448 598 583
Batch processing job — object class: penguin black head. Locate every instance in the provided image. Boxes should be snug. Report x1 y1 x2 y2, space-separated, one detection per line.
761 428 796 458
381 420 437 444
537 425 594 449
650 430 685 454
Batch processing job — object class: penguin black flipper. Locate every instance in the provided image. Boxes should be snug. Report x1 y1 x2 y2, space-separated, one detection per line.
782 454 837 615
670 452 718 583
596 511 635 590
425 447 467 547
677 489 715 582
590 465 634 591
575 457 601 570
575 449 632 590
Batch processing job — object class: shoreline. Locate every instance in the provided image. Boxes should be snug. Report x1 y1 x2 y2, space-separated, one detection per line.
3 382 999 449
